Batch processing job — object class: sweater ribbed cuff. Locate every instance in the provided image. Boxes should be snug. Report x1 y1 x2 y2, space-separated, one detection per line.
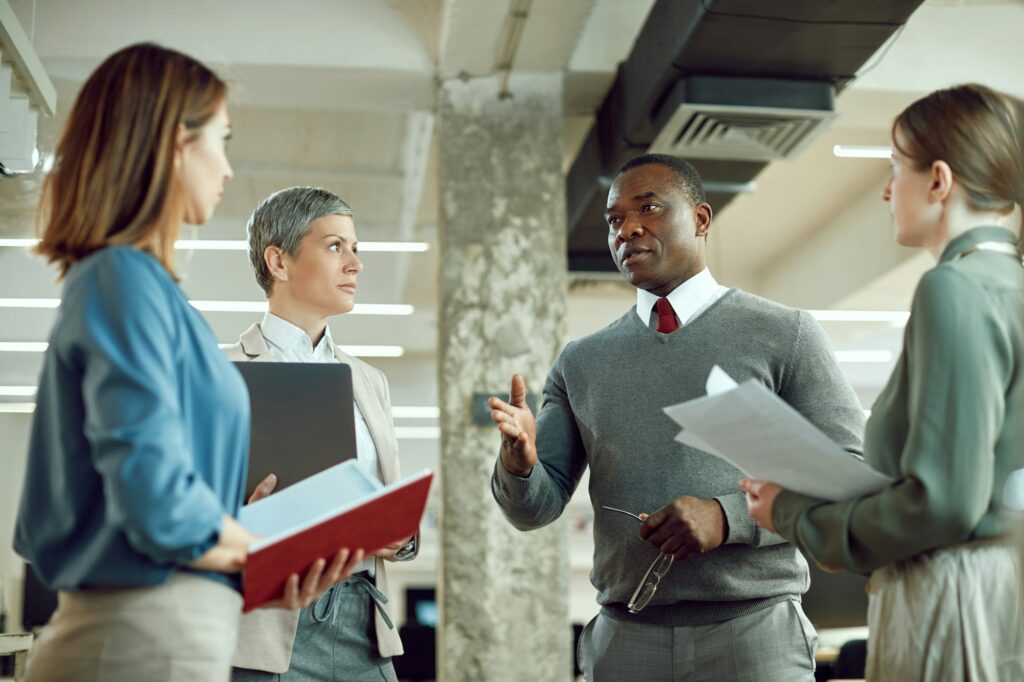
715 492 757 546
492 458 537 498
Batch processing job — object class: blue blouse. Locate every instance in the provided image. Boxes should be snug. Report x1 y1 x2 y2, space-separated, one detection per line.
15 247 250 590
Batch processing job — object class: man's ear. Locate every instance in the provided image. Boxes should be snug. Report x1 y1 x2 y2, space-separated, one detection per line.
694 202 713 238
929 160 954 204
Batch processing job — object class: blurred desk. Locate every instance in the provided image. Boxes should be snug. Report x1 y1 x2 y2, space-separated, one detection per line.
816 626 868 680
816 645 839 664
0 634 32 682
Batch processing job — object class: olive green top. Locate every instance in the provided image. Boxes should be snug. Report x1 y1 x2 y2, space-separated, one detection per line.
772 226 1024 575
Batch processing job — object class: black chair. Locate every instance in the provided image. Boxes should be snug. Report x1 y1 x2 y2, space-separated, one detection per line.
392 623 435 681
832 638 868 680
572 622 584 677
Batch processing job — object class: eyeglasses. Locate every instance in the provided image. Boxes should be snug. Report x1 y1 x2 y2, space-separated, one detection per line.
601 505 644 522
600 506 674 615
628 552 674 614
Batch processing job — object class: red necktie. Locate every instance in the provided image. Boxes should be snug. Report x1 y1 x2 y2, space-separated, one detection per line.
655 298 679 334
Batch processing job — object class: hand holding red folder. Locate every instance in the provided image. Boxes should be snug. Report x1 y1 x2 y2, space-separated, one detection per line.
244 471 366 610
238 462 433 612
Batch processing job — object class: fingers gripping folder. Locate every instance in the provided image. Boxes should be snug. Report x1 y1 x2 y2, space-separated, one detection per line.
238 461 433 612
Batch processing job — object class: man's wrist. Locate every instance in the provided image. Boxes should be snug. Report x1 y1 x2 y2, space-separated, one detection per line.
501 457 534 478
506 465 534 478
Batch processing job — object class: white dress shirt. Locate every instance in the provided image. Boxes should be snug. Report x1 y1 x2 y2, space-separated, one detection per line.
259 311 381 574
635 267 729 331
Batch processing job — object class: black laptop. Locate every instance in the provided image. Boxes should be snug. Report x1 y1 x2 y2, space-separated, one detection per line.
233 362 357 496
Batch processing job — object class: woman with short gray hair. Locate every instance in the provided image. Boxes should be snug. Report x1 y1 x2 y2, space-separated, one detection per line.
227 186 415 682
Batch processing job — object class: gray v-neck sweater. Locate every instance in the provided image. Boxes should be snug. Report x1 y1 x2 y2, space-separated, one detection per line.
492 289 865 626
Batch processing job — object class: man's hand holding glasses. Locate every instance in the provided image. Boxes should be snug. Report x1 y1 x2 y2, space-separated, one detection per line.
602 505 676 615
604 497 726 614
639 495 727 560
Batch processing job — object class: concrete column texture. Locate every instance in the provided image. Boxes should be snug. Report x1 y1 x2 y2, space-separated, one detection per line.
437 73 572 682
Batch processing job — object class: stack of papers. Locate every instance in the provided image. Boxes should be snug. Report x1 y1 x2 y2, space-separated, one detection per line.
663 366 893 501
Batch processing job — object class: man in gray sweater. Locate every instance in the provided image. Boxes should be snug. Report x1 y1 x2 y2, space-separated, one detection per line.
489 154 865 681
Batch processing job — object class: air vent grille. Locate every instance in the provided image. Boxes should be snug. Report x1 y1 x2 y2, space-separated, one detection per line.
649 103 835 162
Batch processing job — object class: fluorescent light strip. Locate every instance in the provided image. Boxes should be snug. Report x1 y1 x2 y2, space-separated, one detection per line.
336 345 404 358
392 406 440 419
0 403 438 420
834 350 894 363
216 343 404 357
833 145 892 159
0 298 414 316
190 300 266 313
189 301 415 315
0 298 59 308
0 386 36 396
174 239 247 251
394 426 440 440
809 310 909 324
0 401 436 417
0 238 430 253
358 242 430 253
0 342 48 352
0 402 35 413
0 342 402 358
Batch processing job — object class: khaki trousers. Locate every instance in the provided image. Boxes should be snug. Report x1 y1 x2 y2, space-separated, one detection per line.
867 540 1024 682
26 573 241 682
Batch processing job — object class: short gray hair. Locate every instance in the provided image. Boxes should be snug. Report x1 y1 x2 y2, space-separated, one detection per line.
245 186 354 295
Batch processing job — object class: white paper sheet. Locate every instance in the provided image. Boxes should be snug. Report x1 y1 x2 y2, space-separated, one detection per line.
238 460 382 539
238 460 433 551
664 366 893 501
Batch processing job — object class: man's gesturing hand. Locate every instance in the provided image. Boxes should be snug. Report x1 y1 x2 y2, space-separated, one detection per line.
639 496 726 560
488 374 538 477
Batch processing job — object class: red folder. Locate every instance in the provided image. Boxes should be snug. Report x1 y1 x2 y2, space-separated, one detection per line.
240 466 433 612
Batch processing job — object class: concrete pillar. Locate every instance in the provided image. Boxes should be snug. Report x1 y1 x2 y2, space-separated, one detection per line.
437 74 571 682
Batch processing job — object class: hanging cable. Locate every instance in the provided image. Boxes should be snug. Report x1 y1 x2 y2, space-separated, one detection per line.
495 0 533 100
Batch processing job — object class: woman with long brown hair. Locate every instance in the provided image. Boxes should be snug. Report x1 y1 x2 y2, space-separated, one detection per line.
14 43 358 681
743 83 1024 680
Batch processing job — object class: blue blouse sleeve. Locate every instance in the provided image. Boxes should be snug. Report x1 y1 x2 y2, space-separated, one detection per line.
70 250 225 565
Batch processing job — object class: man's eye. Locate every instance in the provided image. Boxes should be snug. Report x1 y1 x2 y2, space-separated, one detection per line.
642 204 657 212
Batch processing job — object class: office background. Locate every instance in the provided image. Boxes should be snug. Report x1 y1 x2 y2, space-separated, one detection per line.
1 0 1023 679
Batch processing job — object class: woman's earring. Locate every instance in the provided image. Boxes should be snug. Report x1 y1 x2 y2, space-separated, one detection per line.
277 272 288 282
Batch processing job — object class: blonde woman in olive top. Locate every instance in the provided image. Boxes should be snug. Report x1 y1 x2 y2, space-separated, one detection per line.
744 84 1024 681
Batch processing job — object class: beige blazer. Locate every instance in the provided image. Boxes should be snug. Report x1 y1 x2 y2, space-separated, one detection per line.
227 323 412 673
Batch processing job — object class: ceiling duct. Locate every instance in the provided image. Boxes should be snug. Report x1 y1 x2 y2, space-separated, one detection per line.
648 76 836 162
564 0 925 273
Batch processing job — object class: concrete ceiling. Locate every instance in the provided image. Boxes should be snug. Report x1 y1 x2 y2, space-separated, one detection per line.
0 0 1021 439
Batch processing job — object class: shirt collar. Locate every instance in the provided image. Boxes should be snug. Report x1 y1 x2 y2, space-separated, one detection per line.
635 268 720 326
260 311 336 360
939 225 1020 265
